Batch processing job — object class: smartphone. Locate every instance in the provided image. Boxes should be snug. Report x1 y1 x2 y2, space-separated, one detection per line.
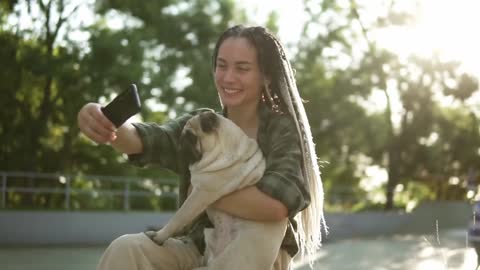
101 84 141 127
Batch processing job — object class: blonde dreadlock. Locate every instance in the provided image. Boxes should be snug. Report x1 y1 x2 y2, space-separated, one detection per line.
263 28 328 264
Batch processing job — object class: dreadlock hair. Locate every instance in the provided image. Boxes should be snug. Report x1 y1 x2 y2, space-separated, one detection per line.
212 25 328 265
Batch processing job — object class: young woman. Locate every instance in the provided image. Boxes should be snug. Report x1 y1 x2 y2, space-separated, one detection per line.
77 25 326 270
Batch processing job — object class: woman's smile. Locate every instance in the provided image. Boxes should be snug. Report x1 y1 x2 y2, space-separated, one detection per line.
223 87 242 95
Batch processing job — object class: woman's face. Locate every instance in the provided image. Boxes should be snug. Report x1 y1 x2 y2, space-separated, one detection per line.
214 37 264 110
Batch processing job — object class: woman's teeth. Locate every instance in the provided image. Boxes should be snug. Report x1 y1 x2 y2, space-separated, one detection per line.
224 88 240 94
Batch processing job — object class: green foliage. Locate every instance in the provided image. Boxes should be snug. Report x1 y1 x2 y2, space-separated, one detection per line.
299 0 479 211
0 0 242 210
1 0 479 212
393 182 436 211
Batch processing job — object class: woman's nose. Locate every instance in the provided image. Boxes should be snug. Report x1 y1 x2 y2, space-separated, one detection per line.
222 68 235 83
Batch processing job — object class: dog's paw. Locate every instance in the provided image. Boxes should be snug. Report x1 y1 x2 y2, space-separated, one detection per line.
144 230 168 245
153 229 169 245
144 230 157 240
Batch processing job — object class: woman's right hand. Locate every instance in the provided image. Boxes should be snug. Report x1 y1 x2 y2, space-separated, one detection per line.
77 103 117 144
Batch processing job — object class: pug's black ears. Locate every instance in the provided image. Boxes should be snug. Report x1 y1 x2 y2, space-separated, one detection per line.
199 111 219 133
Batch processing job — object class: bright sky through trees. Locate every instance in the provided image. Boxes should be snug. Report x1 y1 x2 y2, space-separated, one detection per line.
242 0 480 76
240 0 479 196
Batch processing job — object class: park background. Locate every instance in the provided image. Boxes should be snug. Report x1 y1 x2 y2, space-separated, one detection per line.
1 0 480 269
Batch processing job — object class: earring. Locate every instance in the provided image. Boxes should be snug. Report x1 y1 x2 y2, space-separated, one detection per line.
264 82 273 101
264 82 280 112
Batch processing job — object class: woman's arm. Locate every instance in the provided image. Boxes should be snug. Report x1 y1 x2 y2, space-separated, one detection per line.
186 184 288 221
212 186 288 221
110 123 143 154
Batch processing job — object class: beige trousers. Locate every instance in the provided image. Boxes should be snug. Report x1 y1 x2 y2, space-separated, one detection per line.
96 233 292 270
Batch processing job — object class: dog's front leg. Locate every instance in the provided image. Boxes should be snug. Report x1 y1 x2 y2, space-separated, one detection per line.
149 187 221 245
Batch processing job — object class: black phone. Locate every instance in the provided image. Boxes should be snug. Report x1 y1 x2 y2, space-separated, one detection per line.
101 84 141 127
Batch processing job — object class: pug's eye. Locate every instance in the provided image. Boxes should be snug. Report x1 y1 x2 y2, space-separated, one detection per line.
180 128 202 164
199 111 218 133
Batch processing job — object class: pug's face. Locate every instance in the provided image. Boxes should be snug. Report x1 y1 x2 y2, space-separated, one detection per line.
180 111 230 164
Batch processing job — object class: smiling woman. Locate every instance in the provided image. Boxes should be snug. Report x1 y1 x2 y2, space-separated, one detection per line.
77 24 326 270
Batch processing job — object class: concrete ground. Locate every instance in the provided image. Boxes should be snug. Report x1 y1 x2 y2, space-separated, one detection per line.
295 229 476 270
1 229 477 270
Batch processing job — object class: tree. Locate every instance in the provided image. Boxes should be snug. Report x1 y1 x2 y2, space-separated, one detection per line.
0 0 243 210
298 0 479 210
349 1 479 208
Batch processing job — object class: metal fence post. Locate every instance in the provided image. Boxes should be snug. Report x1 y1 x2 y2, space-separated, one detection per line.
65 176 70 211
124 179 130 211
1 173 6 208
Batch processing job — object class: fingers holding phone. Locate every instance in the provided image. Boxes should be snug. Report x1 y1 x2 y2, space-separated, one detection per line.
78 103 117 144
78 84 141 145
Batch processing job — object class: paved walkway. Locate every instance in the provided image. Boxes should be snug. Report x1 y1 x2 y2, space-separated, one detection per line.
1 229 477 270
294 229 476 270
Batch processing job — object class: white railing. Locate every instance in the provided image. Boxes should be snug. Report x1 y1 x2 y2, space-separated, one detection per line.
0 171 178 211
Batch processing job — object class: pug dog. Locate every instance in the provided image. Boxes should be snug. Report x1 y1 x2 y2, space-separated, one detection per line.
145 111 288 270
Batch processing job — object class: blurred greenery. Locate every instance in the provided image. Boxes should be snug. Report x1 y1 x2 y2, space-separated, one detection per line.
0 0 479 212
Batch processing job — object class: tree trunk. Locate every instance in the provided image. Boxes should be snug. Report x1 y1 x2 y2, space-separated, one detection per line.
385 140 401 210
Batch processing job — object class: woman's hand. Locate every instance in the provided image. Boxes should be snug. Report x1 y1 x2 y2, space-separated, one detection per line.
77 102 143 154
77 103 117 144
